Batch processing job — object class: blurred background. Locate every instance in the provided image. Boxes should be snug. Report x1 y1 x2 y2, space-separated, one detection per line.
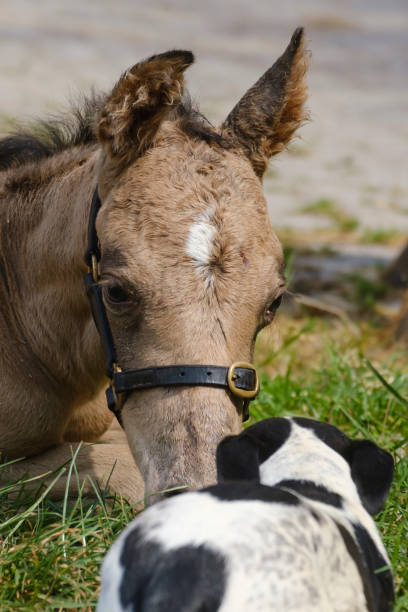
1 0 407 352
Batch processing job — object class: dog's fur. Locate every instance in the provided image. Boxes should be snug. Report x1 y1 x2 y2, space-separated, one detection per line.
97 417 394 612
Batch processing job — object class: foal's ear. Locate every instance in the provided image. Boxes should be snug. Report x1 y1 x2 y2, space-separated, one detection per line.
97 50 194 167
348 440 394 516
221 27 309 177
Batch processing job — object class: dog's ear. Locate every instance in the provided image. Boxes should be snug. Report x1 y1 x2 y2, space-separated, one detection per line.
216 418 291 483
216 434 261 482
349 440 394 515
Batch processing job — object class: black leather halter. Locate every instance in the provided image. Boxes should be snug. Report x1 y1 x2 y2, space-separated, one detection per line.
84 188 260 426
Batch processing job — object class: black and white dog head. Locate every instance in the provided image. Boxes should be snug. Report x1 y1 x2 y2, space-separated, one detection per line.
217 417 394 516
98 418 394 612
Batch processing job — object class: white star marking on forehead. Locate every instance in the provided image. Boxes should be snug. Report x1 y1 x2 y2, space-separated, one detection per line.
186 207 217 288
186 221 216 267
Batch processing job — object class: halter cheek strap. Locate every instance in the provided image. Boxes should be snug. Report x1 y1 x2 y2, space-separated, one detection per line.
84 188 260 426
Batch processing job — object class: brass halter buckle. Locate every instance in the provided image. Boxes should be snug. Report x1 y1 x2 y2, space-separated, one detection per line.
227 362 260 399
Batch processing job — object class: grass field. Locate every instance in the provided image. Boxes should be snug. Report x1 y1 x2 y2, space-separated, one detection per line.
0 315 407 611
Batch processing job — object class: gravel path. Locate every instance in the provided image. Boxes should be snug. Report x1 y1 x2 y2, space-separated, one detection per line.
1 0 407 239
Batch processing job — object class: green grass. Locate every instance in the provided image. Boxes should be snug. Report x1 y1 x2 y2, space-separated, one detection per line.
346 273 388 313
301 197 360 232
0 458 139 610
360 228 401 245
0 333 407 609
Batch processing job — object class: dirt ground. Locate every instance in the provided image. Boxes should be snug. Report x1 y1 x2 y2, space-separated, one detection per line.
1 0 407 302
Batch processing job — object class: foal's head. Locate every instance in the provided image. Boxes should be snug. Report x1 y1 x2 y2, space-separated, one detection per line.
94 29 308 497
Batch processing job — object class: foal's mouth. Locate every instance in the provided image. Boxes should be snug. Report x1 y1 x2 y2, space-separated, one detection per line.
163 486 189 499
145 485 190 506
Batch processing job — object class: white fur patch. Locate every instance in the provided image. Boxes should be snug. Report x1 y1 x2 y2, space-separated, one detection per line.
186 221 216 267
186 208 217 288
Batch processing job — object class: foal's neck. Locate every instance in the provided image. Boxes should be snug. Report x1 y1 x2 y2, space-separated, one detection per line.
1 148 105 400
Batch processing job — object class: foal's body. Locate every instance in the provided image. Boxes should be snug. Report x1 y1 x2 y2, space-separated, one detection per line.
0 146 142 497
0 30 308 500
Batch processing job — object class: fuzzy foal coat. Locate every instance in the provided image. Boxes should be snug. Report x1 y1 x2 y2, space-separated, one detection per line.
0 30 308 500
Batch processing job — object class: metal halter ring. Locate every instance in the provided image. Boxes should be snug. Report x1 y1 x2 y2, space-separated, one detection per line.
90 254 99 282
227 362 260 399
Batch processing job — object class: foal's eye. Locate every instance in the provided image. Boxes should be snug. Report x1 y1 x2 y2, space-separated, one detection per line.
265 294 283 316
106 285 130 304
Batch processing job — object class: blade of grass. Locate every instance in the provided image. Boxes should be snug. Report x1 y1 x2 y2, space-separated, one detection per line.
0 470 57 497
0 467 66 539
365 358 408 408
62 443 84 557
0 456 27 469
258 319 315 367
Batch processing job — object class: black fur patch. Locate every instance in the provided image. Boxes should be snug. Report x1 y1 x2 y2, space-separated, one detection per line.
353 523 394 612
120 526 226 612
204 481 300 505
217 417 291 482
274 479 343 508
335 521 394 612
348 441 394 516
335 522 375 611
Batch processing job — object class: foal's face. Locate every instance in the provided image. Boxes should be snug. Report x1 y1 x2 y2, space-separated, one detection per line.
94 29 308 497
97 125 285 495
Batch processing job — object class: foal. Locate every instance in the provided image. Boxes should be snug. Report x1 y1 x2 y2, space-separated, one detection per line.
0 29 308 501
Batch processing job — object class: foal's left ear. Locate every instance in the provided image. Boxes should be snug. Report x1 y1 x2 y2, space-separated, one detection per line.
96 50 194 167
348 440 394 516
221 27 309 178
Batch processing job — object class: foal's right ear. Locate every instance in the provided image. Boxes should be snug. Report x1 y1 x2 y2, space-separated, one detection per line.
221 28 309 178
96 50 194 168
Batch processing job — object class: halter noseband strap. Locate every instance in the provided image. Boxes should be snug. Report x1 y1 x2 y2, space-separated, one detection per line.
84 188 260 426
